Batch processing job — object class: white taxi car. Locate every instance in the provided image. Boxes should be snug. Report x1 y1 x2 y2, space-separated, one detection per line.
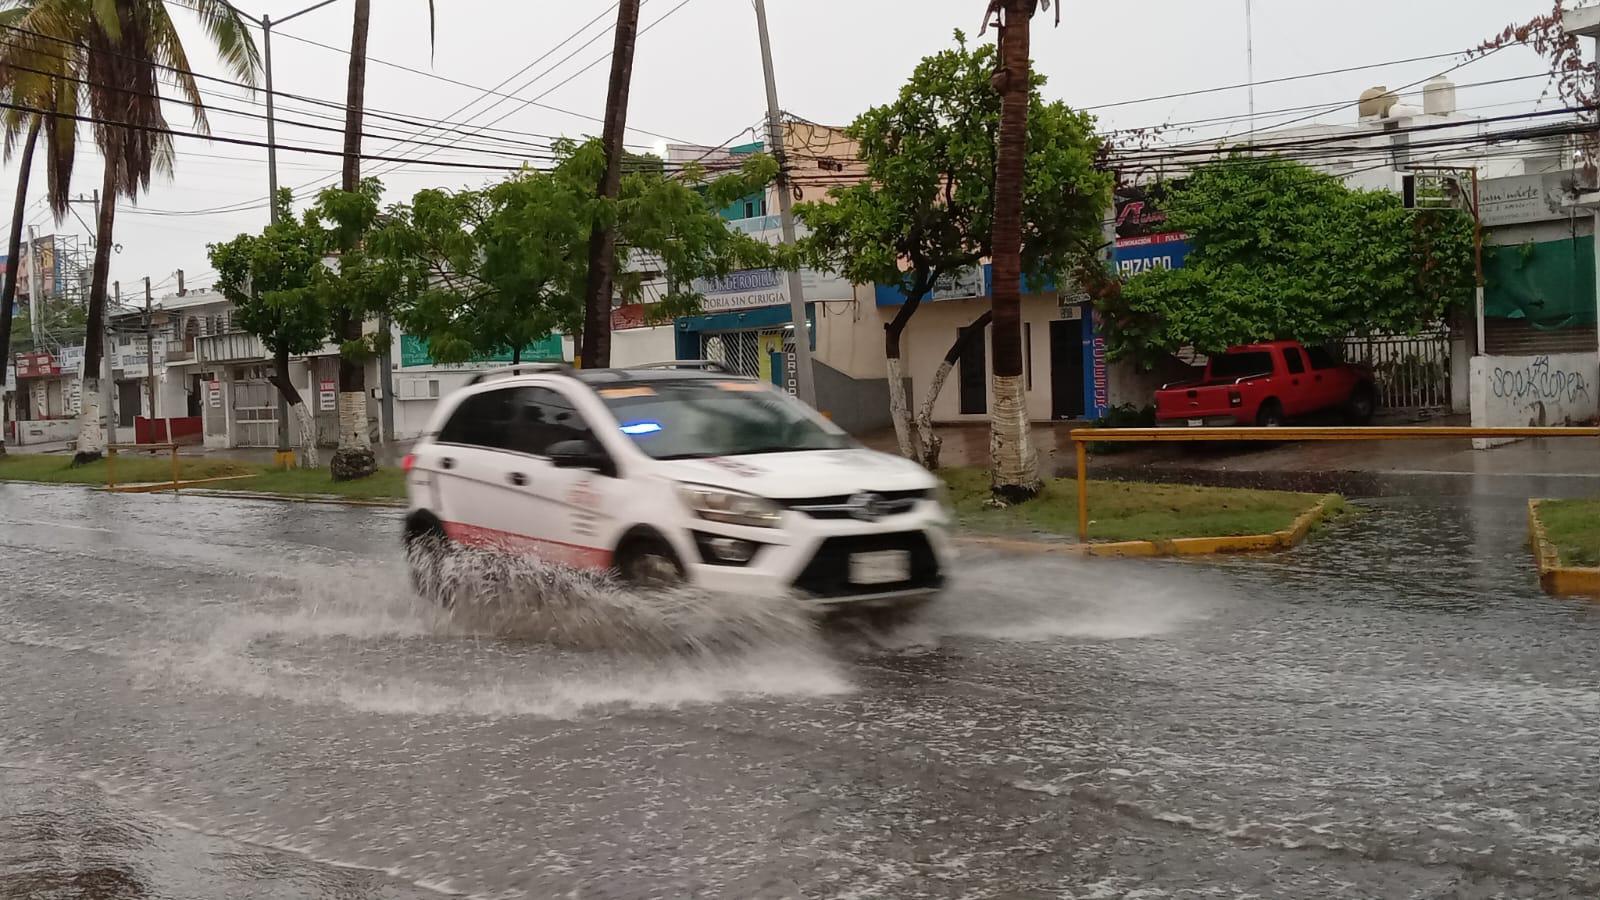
403 363 949 610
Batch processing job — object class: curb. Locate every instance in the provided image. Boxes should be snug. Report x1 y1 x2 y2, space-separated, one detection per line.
958 495 1338 559
178 489 406 508
1527 499 1600 599
106 474 262 493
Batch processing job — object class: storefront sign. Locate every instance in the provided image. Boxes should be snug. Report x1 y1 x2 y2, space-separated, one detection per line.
399 334 565 368
115 339 168 376
57 345 84 375
692 269 789 313
1479 172 1575 228
207 380 222 408
319 378 337 412
67 377 81 415
873 265 985 307
1115 232 1192 277
14 351 59 379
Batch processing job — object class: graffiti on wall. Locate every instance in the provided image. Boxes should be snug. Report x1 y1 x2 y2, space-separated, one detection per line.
1489 356 1591 405
1471 353 1598 445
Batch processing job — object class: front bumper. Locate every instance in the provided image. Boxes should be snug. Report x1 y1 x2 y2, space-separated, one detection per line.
669 503 952 606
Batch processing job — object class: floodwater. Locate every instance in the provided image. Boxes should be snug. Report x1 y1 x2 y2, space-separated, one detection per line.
0 482 1596 898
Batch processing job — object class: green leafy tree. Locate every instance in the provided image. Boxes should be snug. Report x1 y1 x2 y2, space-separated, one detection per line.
1097 156 1476 368
379 139 776 367
795 31 1110 468
208 190 332 467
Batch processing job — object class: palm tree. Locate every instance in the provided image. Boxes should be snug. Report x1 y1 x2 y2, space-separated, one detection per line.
0 0 259 464
985 0 1051 501
329 0 432 481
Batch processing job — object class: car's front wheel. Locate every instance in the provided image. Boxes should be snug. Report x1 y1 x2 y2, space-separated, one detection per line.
615 534 685 589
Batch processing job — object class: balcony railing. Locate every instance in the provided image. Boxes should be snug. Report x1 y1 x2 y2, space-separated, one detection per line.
196 331 267 364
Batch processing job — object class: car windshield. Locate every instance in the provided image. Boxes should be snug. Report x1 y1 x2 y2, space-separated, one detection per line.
596 379 855 460
1210 351 1273 379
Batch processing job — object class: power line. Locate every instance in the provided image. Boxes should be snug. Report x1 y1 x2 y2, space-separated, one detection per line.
263 19 690 145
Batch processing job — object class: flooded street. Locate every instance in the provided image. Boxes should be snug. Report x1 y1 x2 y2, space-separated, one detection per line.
1 483 1597 898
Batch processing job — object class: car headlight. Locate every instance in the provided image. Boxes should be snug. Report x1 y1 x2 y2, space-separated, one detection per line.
677 484 783 528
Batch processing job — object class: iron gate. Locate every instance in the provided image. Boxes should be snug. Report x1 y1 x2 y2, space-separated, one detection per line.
231 374 280 447
1340 327 1452 411
700 329 795 388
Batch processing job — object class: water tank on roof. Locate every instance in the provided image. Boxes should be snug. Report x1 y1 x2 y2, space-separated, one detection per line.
1423 76 1457 116
1358 86 1398 120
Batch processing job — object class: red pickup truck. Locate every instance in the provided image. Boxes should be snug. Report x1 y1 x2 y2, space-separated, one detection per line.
1155 341 1377 427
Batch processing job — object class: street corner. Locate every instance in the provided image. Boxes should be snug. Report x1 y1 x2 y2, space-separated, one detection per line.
1528 499 1600 600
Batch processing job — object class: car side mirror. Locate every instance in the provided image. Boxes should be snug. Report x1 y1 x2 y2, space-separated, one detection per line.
548 439 614 476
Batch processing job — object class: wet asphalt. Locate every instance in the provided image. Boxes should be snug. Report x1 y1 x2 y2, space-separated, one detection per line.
0 479 1597 899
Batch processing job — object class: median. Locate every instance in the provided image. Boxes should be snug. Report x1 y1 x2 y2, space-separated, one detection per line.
1528 499 1600 599
941 467 1343 556
0 453 406 503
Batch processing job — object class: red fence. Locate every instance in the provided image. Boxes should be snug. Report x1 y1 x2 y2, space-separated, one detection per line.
134 416 203 446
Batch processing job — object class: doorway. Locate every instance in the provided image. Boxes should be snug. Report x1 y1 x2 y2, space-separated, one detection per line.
1050 319 1086 420
957 322 987 415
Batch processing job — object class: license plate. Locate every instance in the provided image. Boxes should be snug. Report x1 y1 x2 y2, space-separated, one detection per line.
850 550 911 585
1188 418 1204 427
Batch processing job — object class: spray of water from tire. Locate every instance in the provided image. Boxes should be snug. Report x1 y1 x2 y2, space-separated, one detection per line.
407 539 822 656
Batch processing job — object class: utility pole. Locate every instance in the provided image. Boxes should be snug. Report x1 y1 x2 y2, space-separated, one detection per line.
25 225 41 346
1245 0 1256 130
580 0 641 370
144 277 156 427
753 0 817 406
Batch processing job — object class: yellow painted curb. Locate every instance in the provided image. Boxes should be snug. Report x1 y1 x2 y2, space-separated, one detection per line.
959 495 1338 559
105 474 262 494
1527 499 1600 599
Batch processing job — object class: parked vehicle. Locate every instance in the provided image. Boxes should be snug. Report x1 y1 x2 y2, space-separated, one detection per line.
403 363 949 612
1154 341 1377 427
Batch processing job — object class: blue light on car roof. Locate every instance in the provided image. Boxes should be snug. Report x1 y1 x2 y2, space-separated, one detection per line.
620 421 663 436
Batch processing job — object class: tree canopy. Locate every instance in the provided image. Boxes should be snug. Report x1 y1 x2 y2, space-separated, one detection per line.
377 138 776 365
208 189 332 369
794 31 1111 304
1097 156 1476 368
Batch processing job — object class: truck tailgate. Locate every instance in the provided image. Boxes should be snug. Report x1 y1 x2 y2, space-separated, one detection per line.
1156 385 1238 421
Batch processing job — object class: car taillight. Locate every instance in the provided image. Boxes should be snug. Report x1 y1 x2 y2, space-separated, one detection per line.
402 453 416 473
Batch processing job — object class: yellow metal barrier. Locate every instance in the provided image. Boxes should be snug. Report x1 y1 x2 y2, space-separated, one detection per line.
1068 425 1600 541
106 442 182 494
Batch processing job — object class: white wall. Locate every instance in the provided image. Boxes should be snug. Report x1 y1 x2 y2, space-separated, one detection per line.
610 325 677 367
1470 352 1598 448
898 294 1060 423
14 417 77 445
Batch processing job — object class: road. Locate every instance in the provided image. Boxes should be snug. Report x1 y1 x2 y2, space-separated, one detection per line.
1 482 1597 898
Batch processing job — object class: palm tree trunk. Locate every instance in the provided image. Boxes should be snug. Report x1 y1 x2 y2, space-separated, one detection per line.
580 0 641 370
987 0 1040 501
73 165 118 466
331 0 375 481
0 117 41 455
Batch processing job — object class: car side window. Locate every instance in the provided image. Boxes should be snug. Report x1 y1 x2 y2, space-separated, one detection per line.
1306 346 1338 370
1283 348 1306 375
438 388 519 450
509 386 596 457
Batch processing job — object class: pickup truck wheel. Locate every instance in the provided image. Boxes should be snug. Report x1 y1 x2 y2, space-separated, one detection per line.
1256 400 1285 428
1346 385 1377 425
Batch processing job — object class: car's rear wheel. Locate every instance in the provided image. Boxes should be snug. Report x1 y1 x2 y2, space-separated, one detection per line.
1346 384 1377 425
405 514 455 606
1256 399 1285 428
616 535 685 589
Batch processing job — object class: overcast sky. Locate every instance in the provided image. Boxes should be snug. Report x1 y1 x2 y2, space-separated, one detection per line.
0 0 1559 298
